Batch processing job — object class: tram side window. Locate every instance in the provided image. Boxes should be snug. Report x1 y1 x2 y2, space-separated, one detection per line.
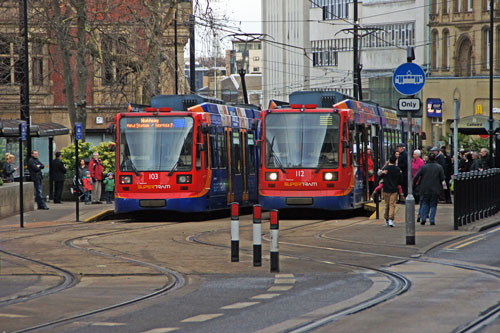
233 131 242 174
248 132 256 174
196 126 202 170
204 132 209 170
218 130 227 168
210 130 217 169
342 122 348 168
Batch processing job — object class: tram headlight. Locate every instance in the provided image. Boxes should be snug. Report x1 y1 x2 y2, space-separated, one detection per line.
120 175 133 184
265 172 279 181
176 174 192 184
323 172 338 181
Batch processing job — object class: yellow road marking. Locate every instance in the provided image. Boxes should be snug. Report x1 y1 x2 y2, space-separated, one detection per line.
268 285 293 291
91 322 127 326
454 238 485 249
0 313 27 318
252 294 280 299
220 302 259 309
141 328 179 333
274 278 295 284
181 314 223 322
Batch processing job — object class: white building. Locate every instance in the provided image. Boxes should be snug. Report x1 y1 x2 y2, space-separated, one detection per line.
262 0 311 104
262 0 429 107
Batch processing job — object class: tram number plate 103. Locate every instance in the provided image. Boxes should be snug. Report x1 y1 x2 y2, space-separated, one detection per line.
149 173 159 180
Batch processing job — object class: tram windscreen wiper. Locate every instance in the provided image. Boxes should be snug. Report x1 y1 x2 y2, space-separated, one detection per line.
123 159 140 176
269 136 286 174
168 160 180 177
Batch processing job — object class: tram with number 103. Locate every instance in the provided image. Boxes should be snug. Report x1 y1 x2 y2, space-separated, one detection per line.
258 91 422 211
114 94 261 214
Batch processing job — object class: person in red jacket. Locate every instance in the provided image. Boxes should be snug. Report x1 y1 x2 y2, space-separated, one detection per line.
88 152 104 204
360 146 375 195
82 170 93 205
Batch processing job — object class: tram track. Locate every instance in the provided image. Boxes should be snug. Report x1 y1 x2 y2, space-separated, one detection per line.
187 217 500 332
0 222 186 332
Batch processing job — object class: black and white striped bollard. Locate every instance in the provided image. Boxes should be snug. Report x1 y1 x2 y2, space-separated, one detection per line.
270 209 279 272
231 202 239 262
253 204 262 267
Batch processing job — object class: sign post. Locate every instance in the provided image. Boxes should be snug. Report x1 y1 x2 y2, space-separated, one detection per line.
393 55 424 246
75 123 82 222
19 122 26 228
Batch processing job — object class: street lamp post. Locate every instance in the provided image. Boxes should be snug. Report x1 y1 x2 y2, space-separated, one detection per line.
489 0 495 164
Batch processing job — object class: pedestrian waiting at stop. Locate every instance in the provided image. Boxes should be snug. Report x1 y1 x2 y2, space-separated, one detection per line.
103 172 115 204
380 155 402 227
479 148 494 170
413 151 445 226
82 170 93 205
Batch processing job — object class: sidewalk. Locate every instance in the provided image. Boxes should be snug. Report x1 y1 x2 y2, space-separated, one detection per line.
365 200 500 255
0 201 114 228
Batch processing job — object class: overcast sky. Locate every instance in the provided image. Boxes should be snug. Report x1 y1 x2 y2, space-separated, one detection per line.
218 0 262 34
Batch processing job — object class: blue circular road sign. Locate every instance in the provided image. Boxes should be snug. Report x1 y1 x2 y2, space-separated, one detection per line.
393 63 426 96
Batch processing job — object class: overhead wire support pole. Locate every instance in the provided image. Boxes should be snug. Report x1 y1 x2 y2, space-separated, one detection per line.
174 10 178 95
489 0 494 165
353 0 359 100
20 0 31 157
189 14 196 93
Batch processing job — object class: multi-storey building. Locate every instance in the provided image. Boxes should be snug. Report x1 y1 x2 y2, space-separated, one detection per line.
226 40 262 75
422 0 500 146
0 1 192 152
263 0 428 106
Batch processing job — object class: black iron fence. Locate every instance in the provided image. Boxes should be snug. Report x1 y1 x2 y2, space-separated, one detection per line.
453 168 500 230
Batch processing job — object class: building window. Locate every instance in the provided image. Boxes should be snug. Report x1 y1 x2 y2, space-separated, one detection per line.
456 37 472 77
362 22 415 49
311 39 350 67
32 41 44 86
0 34 23 86
311 0 352 20
253 67 260 72
101 35 128 86
443 0 449 13
467 0 473 12
482 28 490 69
454 0 462 13
431 30 439 70
253 56 259 61
431 0 439 14
442 30 450 70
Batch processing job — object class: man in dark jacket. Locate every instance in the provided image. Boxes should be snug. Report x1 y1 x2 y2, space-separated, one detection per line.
397 143 408 198
51 151 67 203
479 148 494 170
413 152 445 225
381 155 401 227
28 150 49 210
440 146 453 203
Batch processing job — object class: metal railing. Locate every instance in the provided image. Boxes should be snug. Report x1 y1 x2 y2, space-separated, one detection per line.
453 168 500 230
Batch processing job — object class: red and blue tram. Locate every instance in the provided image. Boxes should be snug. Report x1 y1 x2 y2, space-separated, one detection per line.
114 95 261 214
258 91 421 211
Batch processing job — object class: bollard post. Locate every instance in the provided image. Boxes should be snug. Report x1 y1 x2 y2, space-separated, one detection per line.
253 205 262 267
231 202 239 262
472 171 478 222
270 209 279 273
467 172 472 224
375 192 380 219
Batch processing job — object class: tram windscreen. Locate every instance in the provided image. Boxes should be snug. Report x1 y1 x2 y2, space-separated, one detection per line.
119 116 194 172
265 113 340 169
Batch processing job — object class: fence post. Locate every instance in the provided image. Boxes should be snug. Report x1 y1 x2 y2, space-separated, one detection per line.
253 204 262 267
231 202 239 262
270 209 279 273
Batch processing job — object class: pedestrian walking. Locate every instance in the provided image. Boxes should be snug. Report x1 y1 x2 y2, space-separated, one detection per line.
361 146 375 195
380 155 401 227
397 143 408 198
50 151 67 203
103 172 115 204
413 152 445 226
2 153 17 183
412 149 425 206
89 152 104 204
440 146 453 203
82 170 93 205
28 150 49 210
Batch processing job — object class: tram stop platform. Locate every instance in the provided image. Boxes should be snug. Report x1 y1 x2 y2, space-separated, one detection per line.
0 201 114 229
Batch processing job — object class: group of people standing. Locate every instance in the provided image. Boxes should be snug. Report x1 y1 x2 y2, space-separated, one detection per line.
374 144 470 227
2 150 114 210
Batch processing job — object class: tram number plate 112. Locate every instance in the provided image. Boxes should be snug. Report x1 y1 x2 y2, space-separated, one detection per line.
296 171 304 177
